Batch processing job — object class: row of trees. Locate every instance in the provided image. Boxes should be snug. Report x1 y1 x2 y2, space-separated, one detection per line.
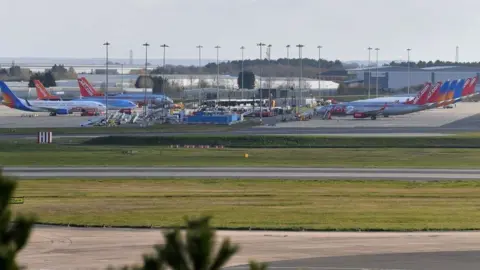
148 58 349 79
386 60 480 68
0 170 268 270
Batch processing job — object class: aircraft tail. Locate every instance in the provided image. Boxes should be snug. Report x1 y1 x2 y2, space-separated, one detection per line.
410 82 431 105
430 81 449 106
422 82 441 105
437 80 456 106
461 78 472 98
34 80 51 99
405 82 432 104
0 81 22 108
467 76 478 96
78 77 103 97
451 79 466 103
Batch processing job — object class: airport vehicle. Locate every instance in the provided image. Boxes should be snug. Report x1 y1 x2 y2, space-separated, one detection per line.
0 81 106 116
77 77 174 105
34 80 62 100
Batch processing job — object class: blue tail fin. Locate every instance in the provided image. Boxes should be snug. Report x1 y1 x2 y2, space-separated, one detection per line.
0 81 22 108
453 79 466 101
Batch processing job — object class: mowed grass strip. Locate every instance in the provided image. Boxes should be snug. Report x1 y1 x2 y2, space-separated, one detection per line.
0 144 480 167
0 122 256 135
12 179 480 231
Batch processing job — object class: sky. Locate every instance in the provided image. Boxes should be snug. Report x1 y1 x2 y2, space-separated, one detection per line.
3 0 480 63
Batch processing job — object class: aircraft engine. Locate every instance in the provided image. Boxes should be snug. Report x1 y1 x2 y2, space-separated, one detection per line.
353 112 367 118
55 108 69 115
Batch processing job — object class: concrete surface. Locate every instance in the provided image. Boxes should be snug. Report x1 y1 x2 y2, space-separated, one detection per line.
228 251 480 270
5 167 480 180
19 227 480 270
266 103 480 128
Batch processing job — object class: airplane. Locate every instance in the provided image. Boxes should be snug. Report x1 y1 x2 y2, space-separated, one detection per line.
0 81 106 116
443 79 466 106
34 79 137 110
461 76 479 99
314 82 441 120
34 80 62 100
77 77 174 105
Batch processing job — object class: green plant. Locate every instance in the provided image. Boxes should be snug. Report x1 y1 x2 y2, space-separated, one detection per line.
0 169 35 270
116 216 267 270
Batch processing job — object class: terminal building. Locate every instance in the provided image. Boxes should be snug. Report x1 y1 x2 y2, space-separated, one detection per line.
348 66 480 91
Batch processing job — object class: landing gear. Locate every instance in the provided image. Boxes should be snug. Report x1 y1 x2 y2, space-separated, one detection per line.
370 115 377 120
49 112 57 116
383 115 389 118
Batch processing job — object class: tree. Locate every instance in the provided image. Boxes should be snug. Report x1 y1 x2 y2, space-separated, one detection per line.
135 75 154 89
27 71 57 88
336 82 347 95
115 216 268 270
237 71 255 89
0 168 36 270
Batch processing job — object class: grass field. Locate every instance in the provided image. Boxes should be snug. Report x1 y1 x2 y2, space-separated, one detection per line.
0 121 256 135
12 179 480 231
1 143 480 167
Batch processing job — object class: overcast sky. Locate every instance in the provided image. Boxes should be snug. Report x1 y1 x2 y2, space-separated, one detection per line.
3 0 480 62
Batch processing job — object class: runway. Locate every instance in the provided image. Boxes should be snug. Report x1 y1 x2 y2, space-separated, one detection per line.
5 166 480 180
19 227 480 270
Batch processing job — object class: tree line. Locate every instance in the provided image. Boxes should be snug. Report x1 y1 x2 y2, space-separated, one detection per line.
148 58 351 79
0 170 268 270
386 60 480 68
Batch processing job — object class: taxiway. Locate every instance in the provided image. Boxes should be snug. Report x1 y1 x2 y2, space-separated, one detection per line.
19 227 480 270
5 167 480 180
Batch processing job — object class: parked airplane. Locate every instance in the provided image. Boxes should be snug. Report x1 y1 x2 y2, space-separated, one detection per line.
462 76 479 99
314 82 440 120
0 81 106 116
34 80 62 100
77 77 174 105
34 80 136 110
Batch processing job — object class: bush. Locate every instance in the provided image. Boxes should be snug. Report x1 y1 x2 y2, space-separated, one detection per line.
84 135 480 148
111 216 268 270
0 169 36 270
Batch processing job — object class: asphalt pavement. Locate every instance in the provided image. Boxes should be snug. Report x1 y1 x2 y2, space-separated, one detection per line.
227 251 480 270
5 166 480 180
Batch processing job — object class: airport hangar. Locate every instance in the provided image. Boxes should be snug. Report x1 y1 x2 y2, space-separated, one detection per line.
348 65 480 91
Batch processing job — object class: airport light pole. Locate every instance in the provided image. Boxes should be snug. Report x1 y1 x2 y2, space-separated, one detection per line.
142 42 150 117
196 45 203 105
215 45 221 105
267 44 272 109
121 63 124 92
375 48 380 97
367 47 372 99
317 45 322 96
286 44 290 107
103 42 110 122
257 42 265 122
407 48 411 95
160 44 169 96
296 44 304 114
240 46 245 99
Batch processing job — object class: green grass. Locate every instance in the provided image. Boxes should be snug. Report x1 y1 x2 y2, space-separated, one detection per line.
1 143 480 167
0 121 256 135
86 134 480 148
13 179 480 231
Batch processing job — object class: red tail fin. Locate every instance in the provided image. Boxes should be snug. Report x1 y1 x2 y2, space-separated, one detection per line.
405 83 431 104
467 76 478 95
34 80 50 99
78 77 103 97
427 82 442 103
